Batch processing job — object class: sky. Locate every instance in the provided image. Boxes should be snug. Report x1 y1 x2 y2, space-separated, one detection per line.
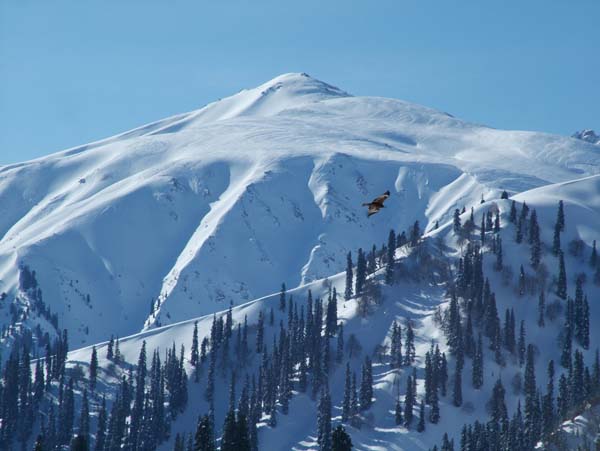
1 0 599 165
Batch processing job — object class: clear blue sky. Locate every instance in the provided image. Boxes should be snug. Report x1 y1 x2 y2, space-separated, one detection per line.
1 0 599 164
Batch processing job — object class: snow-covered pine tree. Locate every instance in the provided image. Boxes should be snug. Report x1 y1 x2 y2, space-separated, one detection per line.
385 229 396 284
537 290 545 327
344 252 353 300
557 251 567 299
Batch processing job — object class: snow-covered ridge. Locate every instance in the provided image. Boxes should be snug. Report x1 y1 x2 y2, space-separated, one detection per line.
0 73 599 348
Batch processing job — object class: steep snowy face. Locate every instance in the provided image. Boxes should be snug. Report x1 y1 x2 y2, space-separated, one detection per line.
1 73 600 346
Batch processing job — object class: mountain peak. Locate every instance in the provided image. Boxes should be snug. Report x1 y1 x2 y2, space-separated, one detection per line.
572 129 600 145
183 72 351 124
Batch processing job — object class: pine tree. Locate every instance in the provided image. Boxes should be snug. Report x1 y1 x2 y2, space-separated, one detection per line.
557 251 567 299
410 221 421 247
385 229 396 284
494 210 501 233
404 375 415 427
342 364 351 422
452 362 463 407
317 387 332 451
359 356 373 410
495 236 503 271
453 209 462 233
395 395 403 425
355 248 366 295
79 390 90 444
490 378 508 423
279 283 286 311
326 289 338 337
530 211 541 268
404 320 415 365
480 215 486 245
518 321 526 367
590 240 598 268
344 252 353 300
107 335 114 360
417 400 426 432
191 321 199 368
331 425 352 451
472 333 484 389
89 346 98 391
429 381 440 424
557 200 565 232
509 201 517 223
70 435 88 451
537 291 545 328
94 397 107 451
518 265 526 296
561 300 573 368
541 360 555 441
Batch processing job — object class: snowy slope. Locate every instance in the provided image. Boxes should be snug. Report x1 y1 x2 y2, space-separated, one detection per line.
1 73 600 350
55 172 600 451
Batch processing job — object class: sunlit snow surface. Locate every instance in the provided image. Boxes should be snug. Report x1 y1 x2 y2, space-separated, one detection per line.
0 72 598 345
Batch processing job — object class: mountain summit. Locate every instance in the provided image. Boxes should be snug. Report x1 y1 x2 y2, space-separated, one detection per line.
0 74 599 347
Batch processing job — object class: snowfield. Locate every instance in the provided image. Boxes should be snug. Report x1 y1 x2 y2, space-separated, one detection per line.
1 72 600 450
1 73 598 347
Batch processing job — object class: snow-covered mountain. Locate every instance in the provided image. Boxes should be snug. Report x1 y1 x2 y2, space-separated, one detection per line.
1 73 600 451
572 129 600 145
1 73 599 349
61 173 600 451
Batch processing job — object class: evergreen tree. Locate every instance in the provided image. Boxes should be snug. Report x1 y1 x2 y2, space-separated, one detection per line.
70 435 88 451
480 216 486 245
342 364 351 422
557 251 567 299
590 240 598 268
452 362 463 407
404 375 415 427
94 397 107 451
326 289 338 337
541 360 555 441
345 252 353 300
530 210 541 268
417 400 426 432
489 379 508 423
331 425 352 451
317 387 332 451
494 210 501 233
410 221 421 247
279 283 286 311
518 321 526 367
495 236 503 271
552 221 561 256
472 333 484 389
385 229 396 284
557 200 565 232
355 249 366 295
107 335 114 360
537 291 545 328
429 380 440 424
404 320 415 366
191 321 199 368
89 346 98 391
79 390 90 444
509 200 517 223
395 395 403 425
359 356 373 410
518 265 526 296
453 209 462 233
